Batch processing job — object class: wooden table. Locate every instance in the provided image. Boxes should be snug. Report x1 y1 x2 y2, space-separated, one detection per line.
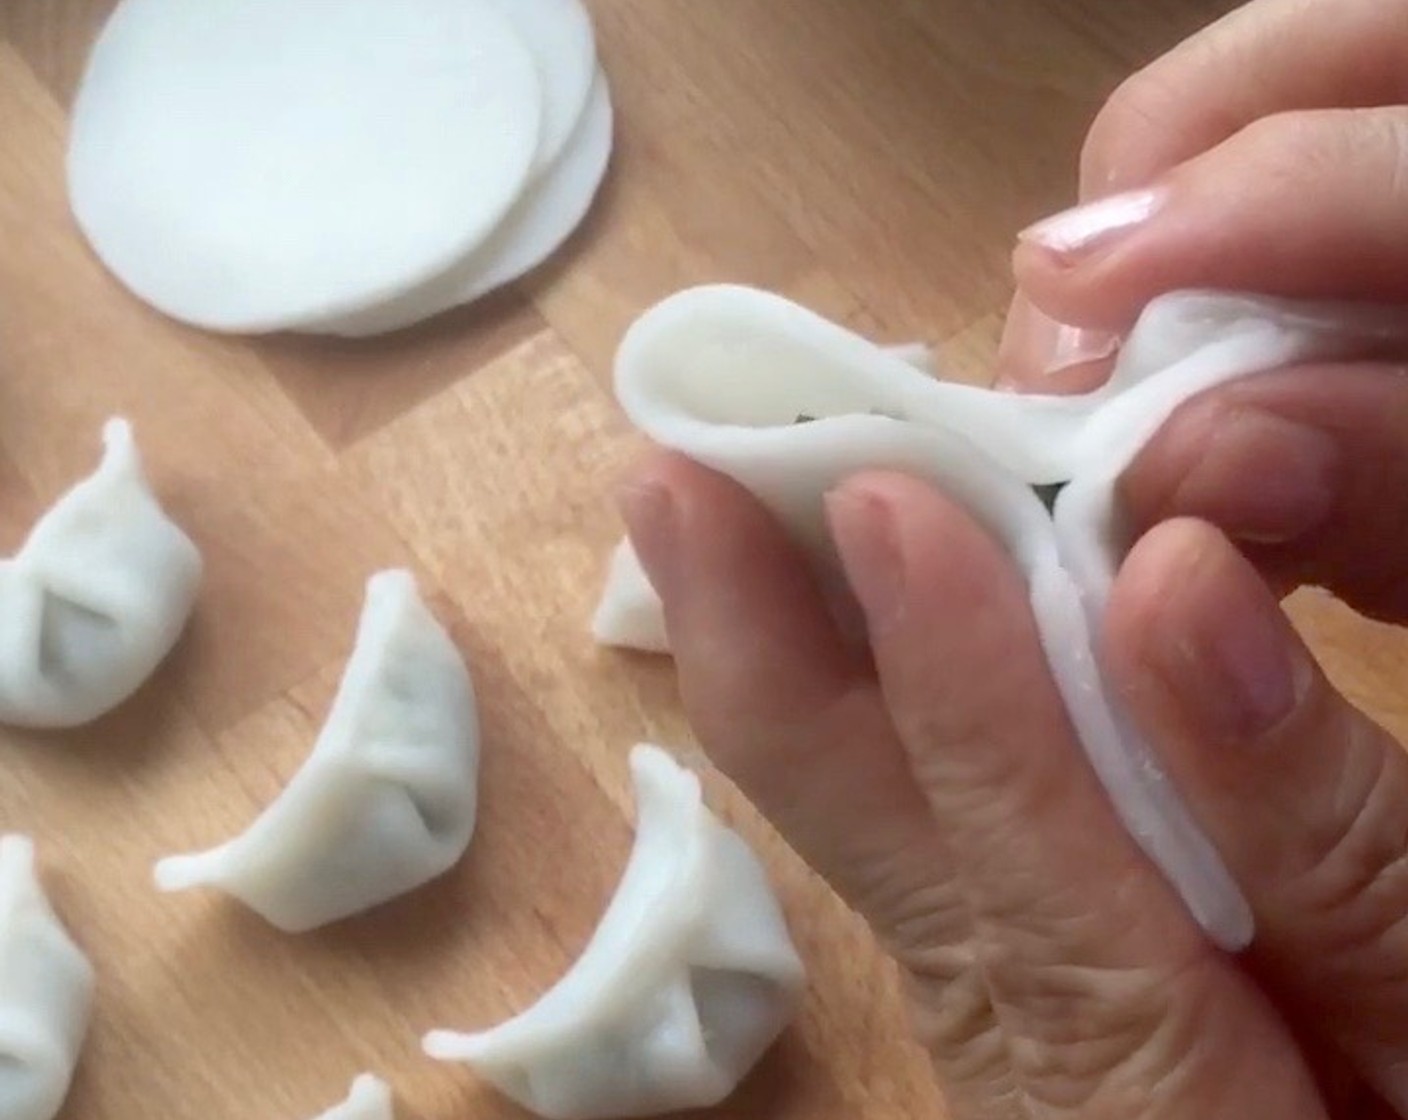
4 2 1404 1117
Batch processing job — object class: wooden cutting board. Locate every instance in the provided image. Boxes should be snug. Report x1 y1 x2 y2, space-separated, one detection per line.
3 2 1404 1118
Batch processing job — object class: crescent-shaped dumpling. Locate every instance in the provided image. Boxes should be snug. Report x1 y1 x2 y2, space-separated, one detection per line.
153 570 479 932
424 745 805 1120
0 835 95 1120
0 418 201 729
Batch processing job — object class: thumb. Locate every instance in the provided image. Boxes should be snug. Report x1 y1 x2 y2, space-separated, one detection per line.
1011 105 1408 334
1106 517 1408 1116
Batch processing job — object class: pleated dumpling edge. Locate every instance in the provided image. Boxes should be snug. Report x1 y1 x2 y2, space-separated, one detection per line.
153 569 480 933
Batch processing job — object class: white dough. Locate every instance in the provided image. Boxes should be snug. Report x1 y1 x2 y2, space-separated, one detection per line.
153 570 479 932
484 0 597 173
591 342 939 654
313 72 614 338
609 284 1408 952
67 0 542 333
424 745 805 1120
0 418 201 729
304 1075 394 1120
0 836 95 1120
590 539 668 654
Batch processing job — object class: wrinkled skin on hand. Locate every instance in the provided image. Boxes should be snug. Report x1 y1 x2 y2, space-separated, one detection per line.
622 0 1408 1116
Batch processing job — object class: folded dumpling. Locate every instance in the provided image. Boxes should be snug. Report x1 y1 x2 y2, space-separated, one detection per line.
425 744 805 1120
303 1074 394 1120
153 569 479 932
0 835 95 1120
0 417 202 728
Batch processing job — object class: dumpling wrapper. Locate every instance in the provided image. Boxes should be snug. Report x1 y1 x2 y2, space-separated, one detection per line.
483 0 597 173
154 570 479 933
0 418 201 729
607 284 1408 952
304 1075 394 1120
313 71 613 338
67 0 542 333
592 342 940 653
0 836 95 1120
424 745 805 1120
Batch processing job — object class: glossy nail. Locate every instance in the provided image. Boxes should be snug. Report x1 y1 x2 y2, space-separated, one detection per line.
996 293 1120 390
824 484 906 636
1019 187 1164 259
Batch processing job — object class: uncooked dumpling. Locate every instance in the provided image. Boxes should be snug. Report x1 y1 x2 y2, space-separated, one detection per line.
303 1075 394 1120
67 0 542 333
0 417 201 729
153 570 479 932
424 745 805 1120
0 835 95 1120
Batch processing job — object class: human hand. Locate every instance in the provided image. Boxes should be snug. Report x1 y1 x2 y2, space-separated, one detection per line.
998 0 1408 395
619 449 1408 1118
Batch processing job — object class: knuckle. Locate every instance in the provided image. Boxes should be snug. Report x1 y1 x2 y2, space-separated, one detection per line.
1080 69 1181 191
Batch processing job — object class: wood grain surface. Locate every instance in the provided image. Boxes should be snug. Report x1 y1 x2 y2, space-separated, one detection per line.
3 2 1405 1118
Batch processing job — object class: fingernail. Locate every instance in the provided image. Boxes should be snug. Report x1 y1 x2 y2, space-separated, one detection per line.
1019 187 1164 259
824 484 906 636
1170 411 1340 544
618 478 678 598
1150 535 1308 742
997 293 1120 390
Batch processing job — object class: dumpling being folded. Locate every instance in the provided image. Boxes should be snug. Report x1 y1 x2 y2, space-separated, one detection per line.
154 569 479 932
0 417 202 728
424 744 805 1120
0 835 95 1120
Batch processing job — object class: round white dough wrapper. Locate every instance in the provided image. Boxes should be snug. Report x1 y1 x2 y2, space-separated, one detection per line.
313 72 614 338
485 0 597 172
67 0 543 334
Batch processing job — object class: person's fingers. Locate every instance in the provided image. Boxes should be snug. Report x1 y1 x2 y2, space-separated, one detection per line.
1118 363 1408 624
993 292 1118 394
617 451 1018 1118
825 471 1324 1119
1013 106 1408 333
1077 0 1408 199
1107 518 1408 1116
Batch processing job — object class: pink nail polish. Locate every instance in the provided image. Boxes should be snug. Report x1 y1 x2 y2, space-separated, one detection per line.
1019 188 1164 258
996 293 1120 391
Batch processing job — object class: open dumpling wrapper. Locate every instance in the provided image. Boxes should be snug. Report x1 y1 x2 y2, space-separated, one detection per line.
424 744 805 1120
0 418 201 729
0 835 95 1120
154 570 479 932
